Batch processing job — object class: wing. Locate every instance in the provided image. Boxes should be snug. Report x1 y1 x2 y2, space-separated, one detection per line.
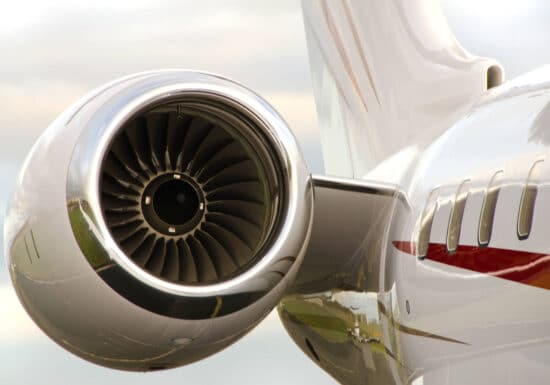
301 0 503 182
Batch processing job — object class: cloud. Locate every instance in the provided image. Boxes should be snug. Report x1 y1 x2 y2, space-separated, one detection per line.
0 81 87 160
441 0 550 78
0 0 324 173
0 82 324 173
0 0 311 93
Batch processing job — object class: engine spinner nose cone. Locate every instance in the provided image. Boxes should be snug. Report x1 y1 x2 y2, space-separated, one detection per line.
142 173 205 235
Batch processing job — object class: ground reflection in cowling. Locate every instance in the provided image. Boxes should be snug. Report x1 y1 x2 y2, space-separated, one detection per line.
280 288 406 385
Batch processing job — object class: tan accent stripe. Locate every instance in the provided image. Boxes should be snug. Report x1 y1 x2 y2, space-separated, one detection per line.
377 301 469 345
302 12 357 173
321 0 370 112
382 345 405 367
211 296 223 318
303 16 353 111
393 320 469 345
342 0 381 106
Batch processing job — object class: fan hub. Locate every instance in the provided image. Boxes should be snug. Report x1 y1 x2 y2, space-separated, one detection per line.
142 173 205 236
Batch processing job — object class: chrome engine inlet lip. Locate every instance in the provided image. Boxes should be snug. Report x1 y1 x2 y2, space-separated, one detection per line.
66 70 313 312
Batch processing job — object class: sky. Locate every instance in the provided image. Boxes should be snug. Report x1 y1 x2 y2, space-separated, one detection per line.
0 1 550 384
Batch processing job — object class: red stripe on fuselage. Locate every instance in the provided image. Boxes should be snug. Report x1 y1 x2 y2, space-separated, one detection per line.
393 241 550 290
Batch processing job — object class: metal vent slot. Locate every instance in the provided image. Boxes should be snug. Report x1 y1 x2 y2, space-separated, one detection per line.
447 180 470 253
305 338 320 362
486 65 503 90
478 170 503 247
518 160 544 240
417 188 439 259
100 102 282 285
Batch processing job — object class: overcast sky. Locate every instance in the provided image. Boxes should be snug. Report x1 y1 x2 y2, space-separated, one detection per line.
1 1 550 384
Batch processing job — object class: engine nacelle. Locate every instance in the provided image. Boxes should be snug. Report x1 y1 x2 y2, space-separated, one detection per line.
4 70 313 371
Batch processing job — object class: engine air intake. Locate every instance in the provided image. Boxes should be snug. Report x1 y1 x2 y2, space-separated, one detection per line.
100 100 282 285
7 70 312 371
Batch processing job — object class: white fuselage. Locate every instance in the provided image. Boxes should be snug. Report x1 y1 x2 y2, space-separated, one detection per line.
280 66 550 385
385 67 550 383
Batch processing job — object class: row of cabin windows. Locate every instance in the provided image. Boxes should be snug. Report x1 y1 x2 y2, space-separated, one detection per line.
417 160 544 258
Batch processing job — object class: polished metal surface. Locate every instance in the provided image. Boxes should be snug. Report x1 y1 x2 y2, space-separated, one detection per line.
280 69 550 384
5 70 313 370
385 67 550 385
98 96 286 287
282 1 550 383
280 175 406 385
5 1 550 383
67 71 312 308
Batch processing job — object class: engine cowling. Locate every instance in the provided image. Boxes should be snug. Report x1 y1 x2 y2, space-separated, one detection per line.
4 70 313 371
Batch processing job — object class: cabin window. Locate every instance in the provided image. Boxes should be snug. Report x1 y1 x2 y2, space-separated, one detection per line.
478 171 503 246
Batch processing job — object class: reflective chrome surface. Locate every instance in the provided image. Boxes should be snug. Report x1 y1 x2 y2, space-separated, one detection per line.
282 1 550 383
281 68 550 384
280 175 406 385
67 70 313 316
5 70 313 370
386 67 550 384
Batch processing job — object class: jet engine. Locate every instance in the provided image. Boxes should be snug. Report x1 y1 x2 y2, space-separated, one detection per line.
4 70 313 371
